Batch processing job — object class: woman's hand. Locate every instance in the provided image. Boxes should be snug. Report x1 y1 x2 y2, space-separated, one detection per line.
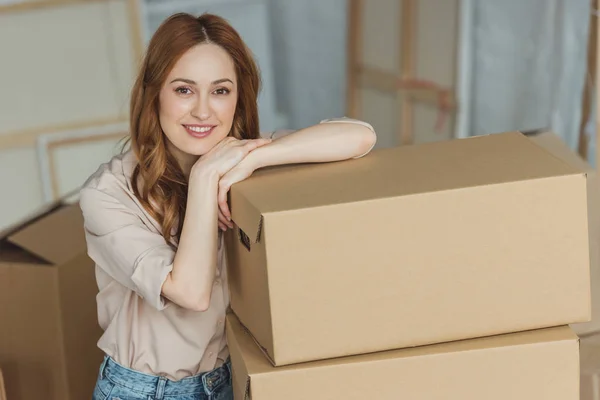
217 155 258 222
192 137 270 178
191 136 270 231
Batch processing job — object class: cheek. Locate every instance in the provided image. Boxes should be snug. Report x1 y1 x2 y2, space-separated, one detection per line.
212 96 237 122
159 92 191 124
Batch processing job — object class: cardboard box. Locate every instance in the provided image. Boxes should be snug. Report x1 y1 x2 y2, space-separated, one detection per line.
526 130 600 336
580 332 600 400
227 313 580 400
225 131 591 366
0 368 6 400
0 200 104 400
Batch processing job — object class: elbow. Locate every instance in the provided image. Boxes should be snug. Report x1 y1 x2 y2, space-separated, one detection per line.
162 274 212 312
188 296 211 312
182 286 212 312
178 290 211 312
356 126 377 156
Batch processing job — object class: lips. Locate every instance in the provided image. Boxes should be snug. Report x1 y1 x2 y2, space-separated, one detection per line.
183 124 216 138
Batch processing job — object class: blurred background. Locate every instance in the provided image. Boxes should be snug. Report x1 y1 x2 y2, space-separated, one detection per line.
0 0 595 231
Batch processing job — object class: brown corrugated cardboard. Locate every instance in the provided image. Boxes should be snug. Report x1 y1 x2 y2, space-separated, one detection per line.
225 131 591 366
226 313 580 400
526 131 600 336
0 368 5 400
0 200 103 400
580 332 600 400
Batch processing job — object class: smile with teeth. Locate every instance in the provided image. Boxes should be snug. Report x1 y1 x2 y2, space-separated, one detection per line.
186 125 213 133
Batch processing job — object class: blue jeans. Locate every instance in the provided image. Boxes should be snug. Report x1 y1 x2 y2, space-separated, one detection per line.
92 355 233 400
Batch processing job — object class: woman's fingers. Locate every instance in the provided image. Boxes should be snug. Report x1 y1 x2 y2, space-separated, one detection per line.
218 208 232 230
246 138 271 150
218 182 233 224
233 137 271 151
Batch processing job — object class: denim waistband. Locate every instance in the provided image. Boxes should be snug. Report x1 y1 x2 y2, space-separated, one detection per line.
99 356 231 397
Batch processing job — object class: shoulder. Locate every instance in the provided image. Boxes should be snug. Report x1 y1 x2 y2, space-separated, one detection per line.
79 150 141 233
82 150 134 193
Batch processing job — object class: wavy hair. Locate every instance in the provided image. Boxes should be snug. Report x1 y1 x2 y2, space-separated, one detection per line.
127 13 261 245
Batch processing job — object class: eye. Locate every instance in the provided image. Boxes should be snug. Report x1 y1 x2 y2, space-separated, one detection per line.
214 88 231 95
175 86 193 95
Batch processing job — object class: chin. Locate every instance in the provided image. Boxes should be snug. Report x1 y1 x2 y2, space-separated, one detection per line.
182 143 217 156
181 136 223 156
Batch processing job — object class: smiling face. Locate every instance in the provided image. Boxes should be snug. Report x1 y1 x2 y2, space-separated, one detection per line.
158 43 238 168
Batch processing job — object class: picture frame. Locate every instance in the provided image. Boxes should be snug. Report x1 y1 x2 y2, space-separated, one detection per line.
36 121 129 202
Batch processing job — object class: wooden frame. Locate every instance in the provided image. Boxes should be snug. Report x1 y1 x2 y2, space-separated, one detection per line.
578 0 598 161
346 0 457 146
36 122 129 201
596 1 600 167
399 0 415 145
0 0 143 151
346 0 362 119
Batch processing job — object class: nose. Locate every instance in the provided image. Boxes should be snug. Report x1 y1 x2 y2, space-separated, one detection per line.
191 94 211 120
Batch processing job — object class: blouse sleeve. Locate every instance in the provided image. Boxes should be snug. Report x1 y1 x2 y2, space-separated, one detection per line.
79 187 175 310
318 117 377 158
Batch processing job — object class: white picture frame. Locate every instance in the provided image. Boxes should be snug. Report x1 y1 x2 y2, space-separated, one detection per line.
36 122 129 202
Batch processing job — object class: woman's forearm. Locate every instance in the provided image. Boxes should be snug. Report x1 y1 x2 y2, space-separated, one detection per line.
246 123 376 170
162 169 219 311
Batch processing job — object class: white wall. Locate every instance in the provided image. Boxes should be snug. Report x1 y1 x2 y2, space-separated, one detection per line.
466 0 590 150
0 1 136 230
266 0 348 129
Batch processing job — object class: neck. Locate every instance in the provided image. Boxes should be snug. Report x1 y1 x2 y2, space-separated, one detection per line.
167 143 199 180
178 154 199 180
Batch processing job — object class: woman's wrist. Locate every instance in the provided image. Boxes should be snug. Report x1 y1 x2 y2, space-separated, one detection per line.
243 143 271 170
189 164 220 187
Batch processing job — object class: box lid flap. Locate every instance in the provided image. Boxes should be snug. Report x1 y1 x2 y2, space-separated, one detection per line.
0 197 65 241
526 131 593 173
230 132 583 214
231 189 263 244
3 203 85 265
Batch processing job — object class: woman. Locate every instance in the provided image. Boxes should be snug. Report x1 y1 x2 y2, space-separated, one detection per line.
81 12 376 400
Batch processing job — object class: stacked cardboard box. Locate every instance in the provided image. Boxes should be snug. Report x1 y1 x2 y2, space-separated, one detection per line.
526 130 600 400
527 130 600 337
225 131 592 399
0 200 104 399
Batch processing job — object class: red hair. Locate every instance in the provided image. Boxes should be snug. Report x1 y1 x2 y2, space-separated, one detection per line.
127 13 261 245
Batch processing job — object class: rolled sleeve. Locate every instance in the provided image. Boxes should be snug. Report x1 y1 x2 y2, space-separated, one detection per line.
262 129 295 140
319 116 377 158
79 187 175 310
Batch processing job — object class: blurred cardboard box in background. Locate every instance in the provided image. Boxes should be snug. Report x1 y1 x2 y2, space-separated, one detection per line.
580 331 600 400
0 200 103 400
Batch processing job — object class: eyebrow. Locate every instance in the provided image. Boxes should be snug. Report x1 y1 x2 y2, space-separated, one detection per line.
170 78 234 85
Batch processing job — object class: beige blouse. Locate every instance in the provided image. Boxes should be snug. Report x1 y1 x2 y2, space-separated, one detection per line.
79 117 376 381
